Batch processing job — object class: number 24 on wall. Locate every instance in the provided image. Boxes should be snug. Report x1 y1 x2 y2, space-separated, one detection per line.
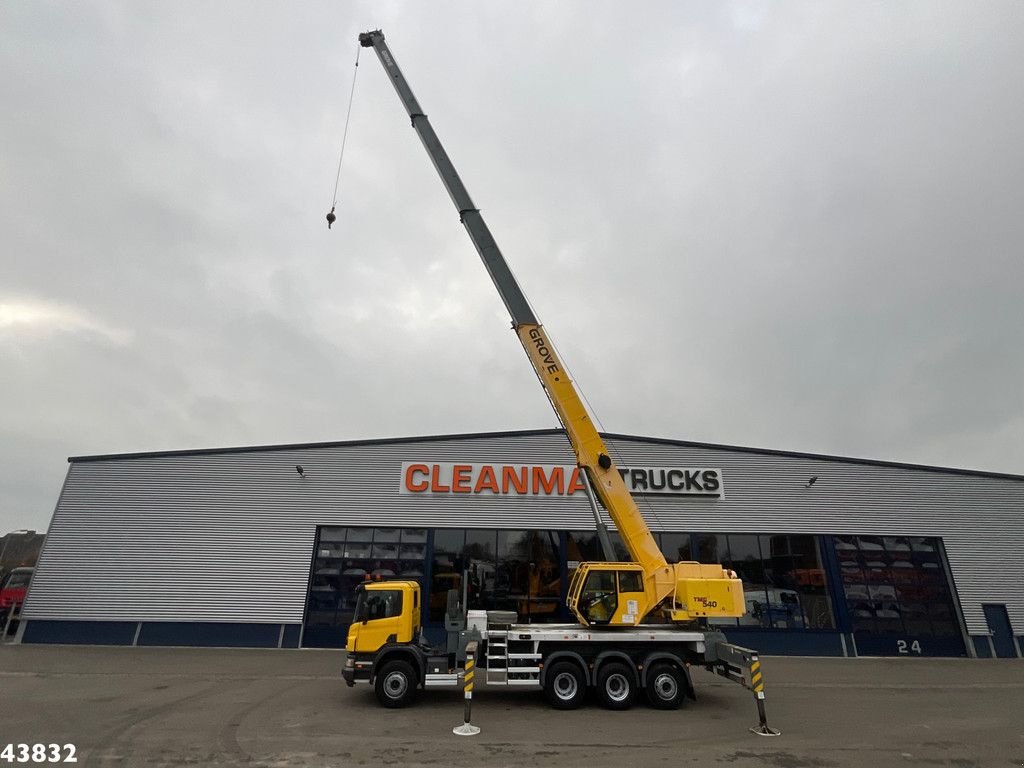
897 639 922 654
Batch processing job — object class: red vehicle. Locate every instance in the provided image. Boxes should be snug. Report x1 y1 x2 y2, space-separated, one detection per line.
0 567 33 611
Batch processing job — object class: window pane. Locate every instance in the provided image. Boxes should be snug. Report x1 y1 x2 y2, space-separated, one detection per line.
319 527 346 542
433 529 465 555
694 534 728 564
497 530 529 560
373 528 401 543
464 529 496 560
372 543 399 559
727 535 769 628
493 531 562 620
608 531 631 561
343 542 372 559
762 535 835 629
429 529 465 623
464 530 497 611
618 570 643 593
660 533 692 563
566 532 603 565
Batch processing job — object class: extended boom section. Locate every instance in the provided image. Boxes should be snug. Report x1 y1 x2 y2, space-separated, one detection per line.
358 29 743 626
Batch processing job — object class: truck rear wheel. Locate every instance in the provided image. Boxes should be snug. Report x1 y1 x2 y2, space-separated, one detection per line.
375 659 418 708
645 662 685 710
596 661 635 710
544 661 586 710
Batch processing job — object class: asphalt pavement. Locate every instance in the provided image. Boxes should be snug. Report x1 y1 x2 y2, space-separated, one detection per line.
1 645 1022 767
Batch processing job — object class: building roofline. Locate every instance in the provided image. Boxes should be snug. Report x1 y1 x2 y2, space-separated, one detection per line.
68 428 1024 483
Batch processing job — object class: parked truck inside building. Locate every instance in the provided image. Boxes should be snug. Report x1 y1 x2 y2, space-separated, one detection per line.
341 30 772 716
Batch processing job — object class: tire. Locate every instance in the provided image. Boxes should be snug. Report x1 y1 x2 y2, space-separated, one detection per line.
645 662 685 710
374 659 418 708
544 661 587 710
596 661 635 710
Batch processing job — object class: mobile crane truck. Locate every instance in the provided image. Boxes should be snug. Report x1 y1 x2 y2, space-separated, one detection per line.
342 30 777 724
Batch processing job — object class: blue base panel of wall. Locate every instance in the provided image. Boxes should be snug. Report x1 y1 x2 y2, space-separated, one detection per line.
721 629 845 657
22 621 302 648
22 621 138 646
854 632 967 658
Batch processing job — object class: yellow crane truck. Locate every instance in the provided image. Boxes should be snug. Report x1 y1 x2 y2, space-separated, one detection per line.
343 30 769 715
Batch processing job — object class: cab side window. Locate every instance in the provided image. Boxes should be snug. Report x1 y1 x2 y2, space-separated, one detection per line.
618 570 643 593
365 590 404 621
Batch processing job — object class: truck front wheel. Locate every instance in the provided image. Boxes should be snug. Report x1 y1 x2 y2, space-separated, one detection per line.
544 661 586 710
375 659 418 708
645 662 685 710
596 661 635 710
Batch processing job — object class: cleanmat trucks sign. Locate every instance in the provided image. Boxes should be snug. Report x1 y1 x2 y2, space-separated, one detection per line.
400 462 723 498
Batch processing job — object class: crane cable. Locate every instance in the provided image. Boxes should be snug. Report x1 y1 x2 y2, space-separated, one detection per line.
326 43 362 229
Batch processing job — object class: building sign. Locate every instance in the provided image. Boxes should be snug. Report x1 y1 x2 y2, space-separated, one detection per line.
399 462 723 498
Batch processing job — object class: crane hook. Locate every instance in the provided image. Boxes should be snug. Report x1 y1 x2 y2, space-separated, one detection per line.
326 206 337 229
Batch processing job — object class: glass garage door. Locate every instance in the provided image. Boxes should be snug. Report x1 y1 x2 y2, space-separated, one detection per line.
833 535 966 657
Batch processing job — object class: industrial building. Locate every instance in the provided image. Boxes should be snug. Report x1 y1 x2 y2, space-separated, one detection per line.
19 429 1023 658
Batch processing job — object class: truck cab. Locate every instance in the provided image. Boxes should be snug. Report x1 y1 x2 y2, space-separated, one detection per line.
345 580 420 655
343 580 430 705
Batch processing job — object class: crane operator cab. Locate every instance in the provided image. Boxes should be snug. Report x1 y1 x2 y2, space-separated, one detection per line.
568 562 745 626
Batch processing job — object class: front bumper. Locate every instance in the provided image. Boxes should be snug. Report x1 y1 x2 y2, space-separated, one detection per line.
342 654 372 686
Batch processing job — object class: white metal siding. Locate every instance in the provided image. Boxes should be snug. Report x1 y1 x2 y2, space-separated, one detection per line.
24 431 1024 635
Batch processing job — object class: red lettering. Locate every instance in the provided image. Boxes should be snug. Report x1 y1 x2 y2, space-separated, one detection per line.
568 467 585 494
502 466 528 494
452 464 472 493
474 465 499 494
533 466 564 495
430 464 450 493
405 464 429 492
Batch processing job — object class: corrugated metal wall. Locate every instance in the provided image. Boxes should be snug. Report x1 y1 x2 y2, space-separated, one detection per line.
25 431 1024 635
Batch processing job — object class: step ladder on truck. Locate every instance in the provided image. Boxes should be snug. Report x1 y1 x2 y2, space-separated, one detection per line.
338 30 780 733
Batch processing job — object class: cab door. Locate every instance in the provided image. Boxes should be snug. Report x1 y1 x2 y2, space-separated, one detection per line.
348 588 406 653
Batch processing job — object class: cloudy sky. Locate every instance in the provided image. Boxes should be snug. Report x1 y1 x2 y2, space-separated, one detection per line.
2 1 1022 533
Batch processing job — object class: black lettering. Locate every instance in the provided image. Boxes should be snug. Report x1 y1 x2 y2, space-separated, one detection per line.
617 468 629 482
702 470 720 493
684 470 703 491
667 469 685 491
648 469 667 491
630 469 648 491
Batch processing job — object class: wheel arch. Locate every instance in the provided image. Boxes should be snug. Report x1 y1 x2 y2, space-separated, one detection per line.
641 651 695 700
539 651 590 686
373 645 426 685
593 650 638 686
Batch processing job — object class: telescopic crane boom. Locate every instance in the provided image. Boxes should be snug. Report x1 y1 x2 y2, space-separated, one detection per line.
358 30 744 626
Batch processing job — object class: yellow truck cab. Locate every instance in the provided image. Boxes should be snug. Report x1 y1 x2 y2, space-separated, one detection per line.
343 580 430 707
